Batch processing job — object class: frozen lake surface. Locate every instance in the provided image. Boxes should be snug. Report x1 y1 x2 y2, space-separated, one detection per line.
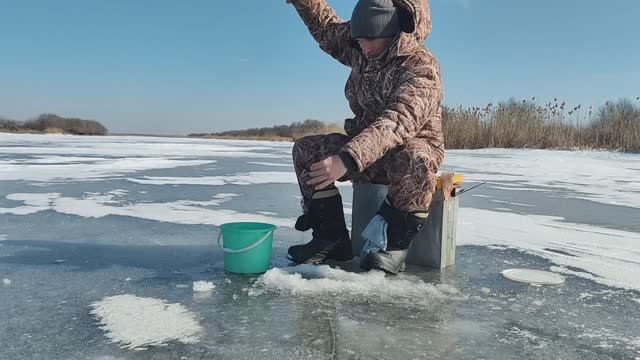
1 134 639 359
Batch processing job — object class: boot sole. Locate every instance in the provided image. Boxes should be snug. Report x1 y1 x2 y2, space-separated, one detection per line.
286 253 354 265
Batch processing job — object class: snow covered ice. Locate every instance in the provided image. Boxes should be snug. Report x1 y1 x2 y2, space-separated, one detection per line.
192 281 216 292
1 133 640 359
90 294 203 350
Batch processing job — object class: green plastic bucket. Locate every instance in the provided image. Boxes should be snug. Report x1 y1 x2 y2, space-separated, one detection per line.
217 222 277 274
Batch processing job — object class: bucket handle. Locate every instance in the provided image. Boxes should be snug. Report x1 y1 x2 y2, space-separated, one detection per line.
217 228 275 254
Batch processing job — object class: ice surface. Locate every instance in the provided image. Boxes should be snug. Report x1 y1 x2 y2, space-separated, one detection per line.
0 133 289 158
90 294 202 350
491 199 535 207
443 149 640 208
127 171 298 186
2 135 640 359
0 192 294 227
247 162 293 167
459 207 640 290
0 157 214 182
127 171 351 188
192 281 215 292
0 193 60 215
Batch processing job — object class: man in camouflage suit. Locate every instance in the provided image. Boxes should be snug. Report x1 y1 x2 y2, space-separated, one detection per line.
286 0 444 274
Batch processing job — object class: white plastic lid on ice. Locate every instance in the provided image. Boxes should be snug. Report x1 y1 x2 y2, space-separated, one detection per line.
502 268 565 285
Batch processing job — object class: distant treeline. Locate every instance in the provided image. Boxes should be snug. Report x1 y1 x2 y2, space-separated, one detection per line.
191 97 640 152
189 119 344 141
0 113 108 135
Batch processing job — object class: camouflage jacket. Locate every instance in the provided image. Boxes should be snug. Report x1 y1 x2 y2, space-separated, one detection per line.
289 0 444 172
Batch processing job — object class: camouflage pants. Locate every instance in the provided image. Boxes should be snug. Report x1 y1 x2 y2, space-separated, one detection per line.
292 133 443 213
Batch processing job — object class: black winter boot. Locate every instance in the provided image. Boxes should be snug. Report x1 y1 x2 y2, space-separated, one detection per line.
287 192 353 265
360 200 428 274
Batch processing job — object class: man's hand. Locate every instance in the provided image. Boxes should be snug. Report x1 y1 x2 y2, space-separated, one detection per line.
306 155 348 190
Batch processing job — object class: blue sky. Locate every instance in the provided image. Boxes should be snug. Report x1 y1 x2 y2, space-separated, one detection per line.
1 0 638 134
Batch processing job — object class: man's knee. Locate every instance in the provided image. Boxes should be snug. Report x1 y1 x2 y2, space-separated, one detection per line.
292 135 320 163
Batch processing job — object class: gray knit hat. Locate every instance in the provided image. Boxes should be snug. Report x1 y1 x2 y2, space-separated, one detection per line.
350 0 400 38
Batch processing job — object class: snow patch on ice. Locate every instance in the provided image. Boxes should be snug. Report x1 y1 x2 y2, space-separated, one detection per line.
444 149 640 208
0 193 60 215
0 133 287 159
471 194 492 198
257 265 460 306
489 186 549 192
126 171 351 188
0 157 213 182
459 207 640 291
192 281 215 292
491 199 535 207
127 171 297 186
0 192 292 227
247 162 293 167
90 294 202 350
2 278 11 286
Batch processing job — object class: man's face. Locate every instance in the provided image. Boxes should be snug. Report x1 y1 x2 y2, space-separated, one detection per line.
356 37 394 58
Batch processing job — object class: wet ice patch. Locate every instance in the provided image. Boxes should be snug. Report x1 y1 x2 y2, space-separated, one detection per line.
192 281 215 292
257 265 460 306
90 294 202 350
